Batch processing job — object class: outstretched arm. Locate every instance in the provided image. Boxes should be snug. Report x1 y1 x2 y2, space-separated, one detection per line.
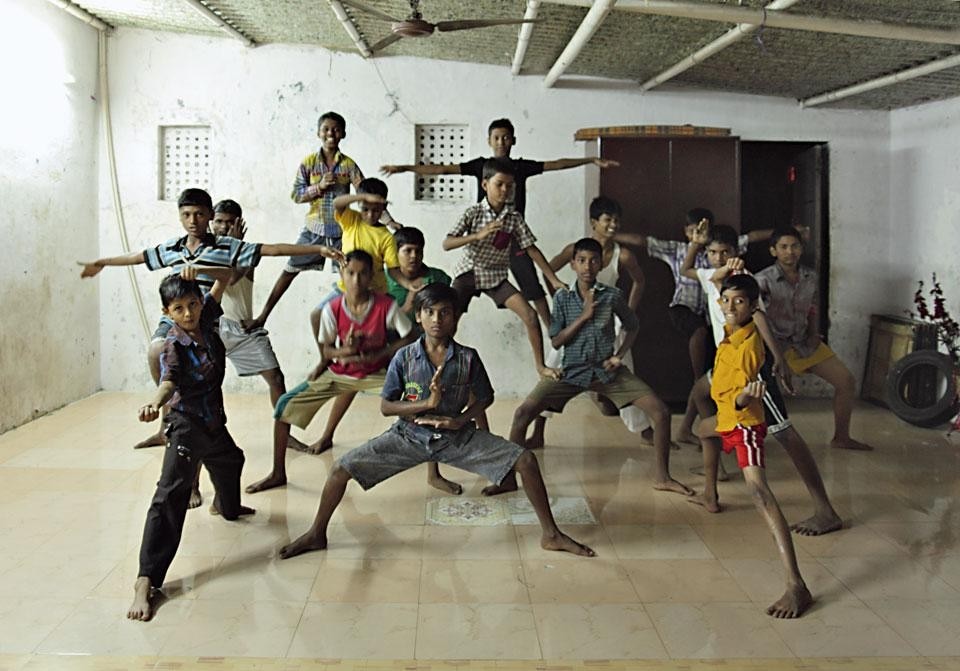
613 232 648 249
259 243 345 264
443 217 501 251
138 381 176 423
380 163 461 176
526 244 567 293
548 243 574 273
78 251 146 278
542 157 620 172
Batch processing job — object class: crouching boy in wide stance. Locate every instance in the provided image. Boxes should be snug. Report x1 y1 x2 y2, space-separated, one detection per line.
279 284 595 560
692 274 812 618
128 272 254 622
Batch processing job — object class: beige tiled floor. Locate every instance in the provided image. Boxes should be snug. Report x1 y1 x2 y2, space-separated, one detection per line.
1 391 959 668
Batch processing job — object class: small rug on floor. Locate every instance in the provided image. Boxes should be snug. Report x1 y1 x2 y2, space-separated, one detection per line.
426 496 597 526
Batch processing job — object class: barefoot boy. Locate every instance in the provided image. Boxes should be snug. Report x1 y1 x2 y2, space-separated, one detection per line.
681 225 842 536
382 117 618 327
128 272 254 622
755 227 873 451
692 274 812 618
499 238 691 497
444 157 566 380
278 284 595 560
245 250 414 494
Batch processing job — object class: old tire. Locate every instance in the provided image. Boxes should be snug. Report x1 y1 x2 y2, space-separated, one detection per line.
885 350 958 428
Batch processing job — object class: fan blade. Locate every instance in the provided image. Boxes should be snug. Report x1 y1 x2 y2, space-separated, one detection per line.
435 18 540 32
339 0 403 23
369 32 404 52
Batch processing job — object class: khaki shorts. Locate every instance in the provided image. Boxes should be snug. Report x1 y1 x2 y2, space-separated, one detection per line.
785 342 835 375
451 272 519 314
274 371 386 429
527 367 653 414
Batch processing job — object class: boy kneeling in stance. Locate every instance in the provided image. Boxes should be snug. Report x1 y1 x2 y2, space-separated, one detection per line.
279 284 595 560
694 274 812 618
129 272 254 622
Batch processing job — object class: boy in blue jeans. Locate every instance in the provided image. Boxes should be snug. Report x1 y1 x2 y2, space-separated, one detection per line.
128 271 254 622
278 284 595 560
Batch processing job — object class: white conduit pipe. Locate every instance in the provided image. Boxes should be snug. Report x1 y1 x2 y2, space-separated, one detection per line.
640 0 801 92
512 0 541 75
544 0 960 46
99 31 152 342
328 0 372 58
180 0 255 47
544 0 618 88
43 0 112 32
801 52 960 107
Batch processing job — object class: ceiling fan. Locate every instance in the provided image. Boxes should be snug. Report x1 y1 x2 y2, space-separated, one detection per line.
339 0 539 53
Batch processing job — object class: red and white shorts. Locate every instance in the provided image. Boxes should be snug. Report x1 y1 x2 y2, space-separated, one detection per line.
719 423 767 469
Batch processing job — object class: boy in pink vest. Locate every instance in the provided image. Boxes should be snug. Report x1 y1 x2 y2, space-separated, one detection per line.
245 250 414 493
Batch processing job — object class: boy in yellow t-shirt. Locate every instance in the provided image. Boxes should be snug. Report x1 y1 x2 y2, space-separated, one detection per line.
691 274 812 620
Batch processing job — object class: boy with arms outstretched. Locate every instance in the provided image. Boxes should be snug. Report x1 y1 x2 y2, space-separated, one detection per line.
128 271 254 622
681 225 842 535
755 227 873 451
382 117 618 327
245 112 399 332
78 188 343 452
693 274 812 618
278 284 595 560
496 238 691 497
444 157 566 380
245 250 414 494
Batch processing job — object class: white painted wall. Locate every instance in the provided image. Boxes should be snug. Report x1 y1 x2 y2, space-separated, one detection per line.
890 96 960 318
98 28 894 398
0 0 100 431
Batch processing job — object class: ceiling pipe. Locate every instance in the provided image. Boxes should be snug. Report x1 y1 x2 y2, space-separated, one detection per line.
640 0 801 91
512 0 541 75
328 0 372 58
43 0 112 32
801 52 960 107
544 0 618 88
180 0 256 46
543 0 960 46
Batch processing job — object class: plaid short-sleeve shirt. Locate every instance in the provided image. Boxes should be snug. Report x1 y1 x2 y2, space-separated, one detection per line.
291 149 363 238
448 199 536 289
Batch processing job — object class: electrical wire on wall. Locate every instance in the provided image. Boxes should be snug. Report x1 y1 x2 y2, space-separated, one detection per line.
98 29 152 341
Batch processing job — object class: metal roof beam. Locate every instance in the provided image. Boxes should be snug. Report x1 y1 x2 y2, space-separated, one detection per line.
180 0 255 47
802 53 960 107
512 0 541 75
328 0 372 58
544 0 960 46
544 0 618 88
640 0 801 91
43 0 112 32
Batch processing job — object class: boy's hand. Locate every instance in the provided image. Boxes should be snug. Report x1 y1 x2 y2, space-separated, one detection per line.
602 355 623 372
179 265 200 281
138 403 160 423
691 222 710 245
725 257 745 273
226 217 246 240
380 165 404 175
546 273 568 294
805 332 821 351
593 158 620 169
307 360 327 381
321 247 346 264
343 325 362 354
318 172 336 190
78 261 104 278
773 357 795 395
742 380 766 401
425 365 444 409
475 218 503 241
581 286 596 319
362 193 387 205
414 414 464 431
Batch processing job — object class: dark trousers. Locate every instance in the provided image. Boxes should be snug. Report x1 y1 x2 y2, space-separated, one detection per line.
138 411 244 587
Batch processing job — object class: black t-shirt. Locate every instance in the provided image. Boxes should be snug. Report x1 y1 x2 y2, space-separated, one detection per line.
459 157 545 216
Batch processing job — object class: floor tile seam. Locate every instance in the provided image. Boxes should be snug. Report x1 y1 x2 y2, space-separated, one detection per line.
854 597 926 657
814 552 959 598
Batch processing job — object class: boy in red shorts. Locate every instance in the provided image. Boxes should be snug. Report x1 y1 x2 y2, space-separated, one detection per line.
690 274 811 619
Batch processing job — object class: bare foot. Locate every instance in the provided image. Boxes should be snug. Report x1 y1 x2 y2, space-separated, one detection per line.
287 434 309 452
188 487 203 509
653 478 695 496
428 472 463 495
766 583 813 618
209 502 256 517
675 428 699 446
686 493 721 513
133 431 165 450
305 436 334 455
791 512 843 536
541 531 596 557
831 437 874 451
279 531 327 559
127 577 153 621
245 473 286 494
482 480 518 497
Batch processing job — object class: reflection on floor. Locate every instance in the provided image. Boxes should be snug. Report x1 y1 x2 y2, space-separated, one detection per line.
0 391 958 670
